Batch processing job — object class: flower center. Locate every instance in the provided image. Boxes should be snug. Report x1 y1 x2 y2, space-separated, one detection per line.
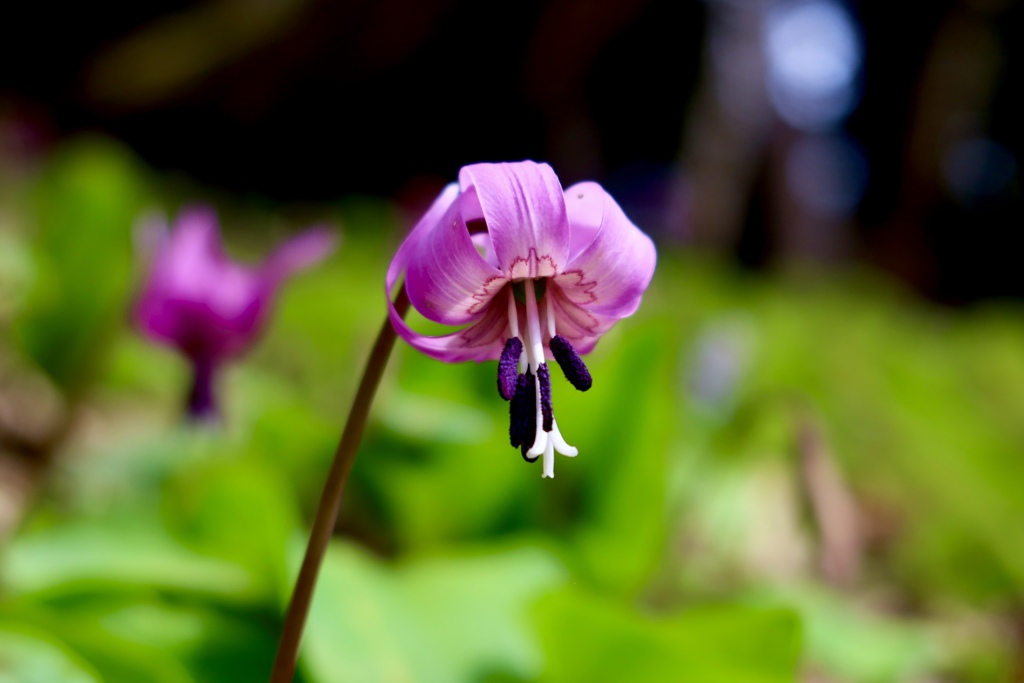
497 278 590 478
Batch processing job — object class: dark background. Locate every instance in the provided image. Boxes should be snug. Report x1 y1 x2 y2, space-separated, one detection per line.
2 0 1021 301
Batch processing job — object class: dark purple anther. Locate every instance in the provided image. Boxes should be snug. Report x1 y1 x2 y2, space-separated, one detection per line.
537 363 553 431
497 337 523 400
509 372 530 448
513 369 539 461
549 335 592 391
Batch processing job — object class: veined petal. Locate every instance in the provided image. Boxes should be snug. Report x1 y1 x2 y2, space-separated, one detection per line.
386 183 460 299
459 161 570 280
262 226 338 286
404 189 506 326
555 182 656 320
545 282 619 353
387 288 510 363
387 184 509 362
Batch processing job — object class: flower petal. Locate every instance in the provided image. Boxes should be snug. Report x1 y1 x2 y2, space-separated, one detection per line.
563 182 603 262
387 184 510 362
134 206 269 360
388 288 511 363
545 282 618 353
386 183 460 297
262 226 338 286
555 182 656 319
152 205 226 299
134 206 220 341
402 187 507 326
458 161 570 279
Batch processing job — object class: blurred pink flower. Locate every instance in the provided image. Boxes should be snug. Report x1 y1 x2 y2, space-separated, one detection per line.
134 205 336 420
387 161 656 477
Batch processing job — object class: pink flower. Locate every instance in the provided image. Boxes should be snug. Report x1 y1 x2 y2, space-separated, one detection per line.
387 161 656 477
134 205 336 419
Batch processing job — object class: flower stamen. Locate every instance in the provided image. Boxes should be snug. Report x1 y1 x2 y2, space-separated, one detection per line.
545 288 558 338
509 370 535 456
507 285 520 338
497 337 523 400
537 363 553 431
548 420 578 457
523 279 545 372
550 335 592 392
523 279 550 459
498 280 587 472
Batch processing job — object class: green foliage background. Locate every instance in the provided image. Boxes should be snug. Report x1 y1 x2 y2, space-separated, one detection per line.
2 138 1022 682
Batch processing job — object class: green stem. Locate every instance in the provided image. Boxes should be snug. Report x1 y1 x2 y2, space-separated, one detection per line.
270 285 410 682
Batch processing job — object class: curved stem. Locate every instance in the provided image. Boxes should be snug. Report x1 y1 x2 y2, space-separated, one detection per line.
270 284 410 682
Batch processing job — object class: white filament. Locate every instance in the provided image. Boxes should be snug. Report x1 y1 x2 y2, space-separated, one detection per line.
508 286 526 373
548 419 578 457
507 286 519 339
545 291 557 339
521 279 578 472
523 286 546 459
523 280 546 371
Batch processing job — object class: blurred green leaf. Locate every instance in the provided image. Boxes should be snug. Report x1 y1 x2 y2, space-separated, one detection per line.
162 454 301 596
0 230 35 322
533 587 800 683
0 622 101 683
3 522 255 603
300 541 566 683
2 602 197 683
566 321 677 595
754 585 943 683
14 136 151 392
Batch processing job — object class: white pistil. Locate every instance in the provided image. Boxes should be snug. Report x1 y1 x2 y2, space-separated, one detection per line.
522 279 579 472
523 280 545 371
523 281 548 459
542 437 555 478
541 286 577 457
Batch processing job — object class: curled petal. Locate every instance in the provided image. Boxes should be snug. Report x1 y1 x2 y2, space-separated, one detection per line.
555 182 656 320
404 190 506 326
386 183 460 301
471 231 500 269
387 185 510 362
459 161 570 280
387 288 510 363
